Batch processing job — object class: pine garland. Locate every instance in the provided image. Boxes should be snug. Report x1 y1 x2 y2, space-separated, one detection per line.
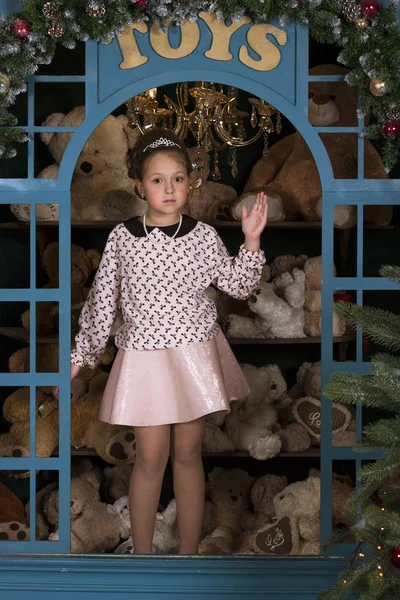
0 0 399 167
319 264 400 600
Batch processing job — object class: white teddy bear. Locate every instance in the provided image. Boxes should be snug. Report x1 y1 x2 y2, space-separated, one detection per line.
225 364 287 460
225 268 305 339
114 499 215 554
107 495 131 540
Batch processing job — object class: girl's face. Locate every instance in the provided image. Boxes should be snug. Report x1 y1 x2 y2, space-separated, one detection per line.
136 152 189 216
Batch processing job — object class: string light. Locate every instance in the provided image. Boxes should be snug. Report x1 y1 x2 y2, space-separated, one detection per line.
380 527 385 531
359 552 365 557
377 546 382 550
343 580 347 584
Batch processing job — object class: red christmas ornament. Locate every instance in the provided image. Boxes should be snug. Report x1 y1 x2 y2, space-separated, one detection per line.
383 120 400 139
361 0 380 18
334 292 353 304
12 19 30 39
135 0 149 7
389 547 400 569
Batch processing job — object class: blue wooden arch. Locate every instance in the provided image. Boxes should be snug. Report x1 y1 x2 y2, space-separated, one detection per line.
0 3 400 597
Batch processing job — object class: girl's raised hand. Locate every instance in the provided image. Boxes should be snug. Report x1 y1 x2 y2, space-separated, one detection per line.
52 362 82 398
241 191 268 240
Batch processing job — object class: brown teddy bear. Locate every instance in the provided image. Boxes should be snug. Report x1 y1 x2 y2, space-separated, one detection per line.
0 370 136 467
8 341 115 376
302 256 346 337
0 379 87 468
242 65 393 229
0 482 30 541
186 147 237 223
289 361 356 447
10 106 147 222
25 481 58 540
198 467 254 554
20 242 101 335
69 372 137 466
44 470 123 552
238 474 288 554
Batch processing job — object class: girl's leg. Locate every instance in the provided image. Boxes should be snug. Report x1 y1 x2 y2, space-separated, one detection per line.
170 416 206 554
129 424 170 553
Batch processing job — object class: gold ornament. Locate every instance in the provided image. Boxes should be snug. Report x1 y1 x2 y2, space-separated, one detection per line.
0 73 10 95
48 24 64 38
369 79 388 97
355 17 368 29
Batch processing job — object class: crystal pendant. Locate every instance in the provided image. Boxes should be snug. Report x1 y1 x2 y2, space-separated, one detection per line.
276 112 282 135
228 147 238 178
251 105 258 128
212 151 221 181
263 131 270 157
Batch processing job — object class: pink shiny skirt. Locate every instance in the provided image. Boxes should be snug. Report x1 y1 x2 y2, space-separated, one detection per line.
98 330 249 427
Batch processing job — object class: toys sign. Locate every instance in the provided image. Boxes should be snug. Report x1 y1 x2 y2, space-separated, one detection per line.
112 12 287 72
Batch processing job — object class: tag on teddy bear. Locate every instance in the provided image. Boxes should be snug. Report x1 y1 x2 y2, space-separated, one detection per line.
254 516 298 555
292 396 351 439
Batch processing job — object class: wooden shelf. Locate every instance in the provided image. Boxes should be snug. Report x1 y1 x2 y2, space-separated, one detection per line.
0 220 394 231
0 327 59 344
0 327 355 346
52 447 321 458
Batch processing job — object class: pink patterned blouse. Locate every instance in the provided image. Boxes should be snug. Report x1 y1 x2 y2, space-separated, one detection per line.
71 215 266 367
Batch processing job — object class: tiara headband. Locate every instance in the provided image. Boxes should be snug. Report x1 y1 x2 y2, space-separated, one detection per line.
143 137 181 153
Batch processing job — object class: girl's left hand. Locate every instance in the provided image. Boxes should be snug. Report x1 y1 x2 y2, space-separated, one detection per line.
241 191 268 239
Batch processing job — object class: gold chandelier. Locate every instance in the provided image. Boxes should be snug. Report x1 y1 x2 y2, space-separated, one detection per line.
126 82 282 179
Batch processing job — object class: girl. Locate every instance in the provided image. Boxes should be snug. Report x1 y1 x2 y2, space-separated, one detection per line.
63 128 267 554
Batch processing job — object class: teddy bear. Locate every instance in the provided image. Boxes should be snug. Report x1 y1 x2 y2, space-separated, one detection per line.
45 470 125 552
106 495 131 540
230 181 296 224
69 371 137 466
24 480 59 540
224 267 305 339
0 378 88 468
237 474 288 554
198 467 254 555
102 464 133 503
271 474 321 555
185 147 237 223
20 242 101 335
114 498 215 554
302 256 346 337
241 65 392 229
224 364 286 460
202 410 235 453
0 481 30 542
0 371 137 467
309 468 354 529
269 254 308 280
289 361 356 447
10 106 147 222
8 340 115 378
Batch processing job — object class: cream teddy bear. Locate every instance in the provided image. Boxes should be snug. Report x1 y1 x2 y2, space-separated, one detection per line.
10 106 146 222
225 268 305 339
199 468 254 554
114 498 215 554
225 364 286 460
45 471 125 553
272 475 321 555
